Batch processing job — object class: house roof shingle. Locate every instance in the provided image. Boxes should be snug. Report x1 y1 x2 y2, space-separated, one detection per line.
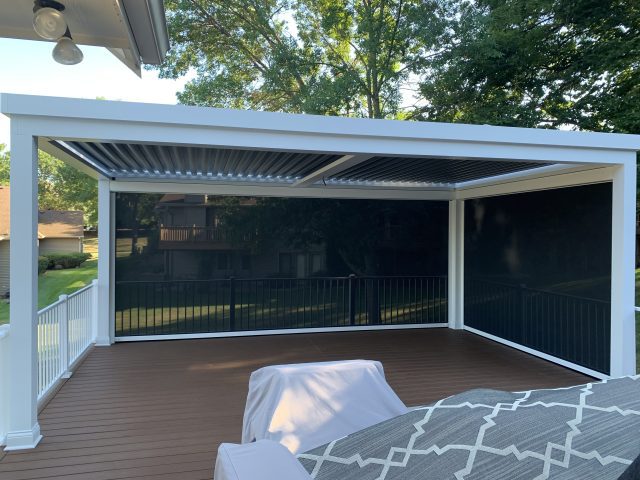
0 186 84 240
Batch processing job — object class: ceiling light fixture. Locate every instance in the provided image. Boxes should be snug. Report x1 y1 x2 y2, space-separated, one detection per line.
33 0 83 65
33 0 66 40
52 34 83 65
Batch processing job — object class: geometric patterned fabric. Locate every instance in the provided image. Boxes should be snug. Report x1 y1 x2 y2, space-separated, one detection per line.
298 376 640 479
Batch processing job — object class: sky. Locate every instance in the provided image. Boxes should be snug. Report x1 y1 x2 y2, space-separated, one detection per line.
0 38 190 148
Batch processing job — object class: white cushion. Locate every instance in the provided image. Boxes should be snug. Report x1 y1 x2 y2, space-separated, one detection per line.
214 440 312 480
242 359 408 454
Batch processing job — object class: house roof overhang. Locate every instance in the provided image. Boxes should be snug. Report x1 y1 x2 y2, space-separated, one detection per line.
0 0 169 76
2 94 640 201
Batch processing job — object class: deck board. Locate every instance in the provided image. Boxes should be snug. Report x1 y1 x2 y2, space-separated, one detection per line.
0 329 591 479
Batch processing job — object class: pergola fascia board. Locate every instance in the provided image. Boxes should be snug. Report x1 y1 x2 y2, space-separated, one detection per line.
17 116 627 168
3 94 640 152
2 93 639 451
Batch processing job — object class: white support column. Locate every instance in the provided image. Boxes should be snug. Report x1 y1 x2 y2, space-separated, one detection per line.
5 121 42 451
448 200 465 330
96 178 113 346
610 160 637 376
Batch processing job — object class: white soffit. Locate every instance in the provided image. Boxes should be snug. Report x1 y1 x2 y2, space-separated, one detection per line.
0 0 168 75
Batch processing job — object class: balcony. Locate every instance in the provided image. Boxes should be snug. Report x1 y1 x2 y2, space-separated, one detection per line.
158 226 252 250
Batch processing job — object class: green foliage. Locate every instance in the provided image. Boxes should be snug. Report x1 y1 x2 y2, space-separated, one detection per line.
0 149 98 226
154 0 444 118
44 252 92 270
416 0 640 133
38 256 49 275
0 144 8 184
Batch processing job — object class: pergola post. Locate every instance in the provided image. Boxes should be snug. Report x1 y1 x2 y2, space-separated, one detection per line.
448 200 464 330
5 122 42 450
96 178 114 346
610 159 637 376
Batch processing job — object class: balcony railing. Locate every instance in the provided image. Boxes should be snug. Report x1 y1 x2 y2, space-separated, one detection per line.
0 280 98 444
159 226 253 243
36 281 97 401
115 275 449 337
465 278 611 374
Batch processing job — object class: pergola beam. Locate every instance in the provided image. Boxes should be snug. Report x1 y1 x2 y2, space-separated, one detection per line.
292 154 374 187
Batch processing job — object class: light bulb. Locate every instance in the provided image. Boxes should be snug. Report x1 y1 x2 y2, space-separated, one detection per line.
52 37 84 65
33 6 67 40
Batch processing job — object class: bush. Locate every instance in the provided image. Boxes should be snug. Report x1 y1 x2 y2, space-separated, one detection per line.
44 252 91 270
38 256 49 275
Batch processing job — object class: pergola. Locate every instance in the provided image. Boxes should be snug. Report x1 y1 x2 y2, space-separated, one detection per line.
1 93 638 450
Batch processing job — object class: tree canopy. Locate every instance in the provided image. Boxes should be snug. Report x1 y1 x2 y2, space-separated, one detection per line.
156 0 444 118
156 0 639 133
417 0 640 133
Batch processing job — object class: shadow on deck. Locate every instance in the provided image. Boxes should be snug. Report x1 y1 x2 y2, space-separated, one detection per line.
0 329 591 479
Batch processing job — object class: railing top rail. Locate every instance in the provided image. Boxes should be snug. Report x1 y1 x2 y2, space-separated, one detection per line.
468 277 611 304
37 281 96 314
115 275 448 285
37 298 65 315
67 282 94 299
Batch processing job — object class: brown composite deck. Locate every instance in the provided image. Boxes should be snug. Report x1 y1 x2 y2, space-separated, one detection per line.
0 329 592 480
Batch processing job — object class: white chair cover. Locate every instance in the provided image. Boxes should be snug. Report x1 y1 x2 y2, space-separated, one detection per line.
242 359 408 454
214 440 312 480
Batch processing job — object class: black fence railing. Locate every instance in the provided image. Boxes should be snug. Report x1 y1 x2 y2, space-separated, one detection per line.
465 278 611 374
115 275 448 337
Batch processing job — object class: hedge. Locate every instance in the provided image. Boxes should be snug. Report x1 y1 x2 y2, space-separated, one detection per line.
38 256 49 275
45 252 91 270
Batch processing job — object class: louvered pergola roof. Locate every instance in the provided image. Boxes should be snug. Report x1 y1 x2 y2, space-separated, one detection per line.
51 140 549 187
2 94 640 199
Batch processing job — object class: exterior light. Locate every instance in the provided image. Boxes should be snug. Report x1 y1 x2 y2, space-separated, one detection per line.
33 6 67 40
52 35 83 65
33 1 84 66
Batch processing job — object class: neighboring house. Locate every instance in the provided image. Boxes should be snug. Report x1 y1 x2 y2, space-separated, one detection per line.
0 186 84 296
154 194 326 279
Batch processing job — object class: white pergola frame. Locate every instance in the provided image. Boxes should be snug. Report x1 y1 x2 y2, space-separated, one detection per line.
1 93 638 450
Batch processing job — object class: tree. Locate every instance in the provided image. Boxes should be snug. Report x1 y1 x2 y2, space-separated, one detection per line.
0 149 98 226
154 0 444 118
0 144 8 183
415 0 640 133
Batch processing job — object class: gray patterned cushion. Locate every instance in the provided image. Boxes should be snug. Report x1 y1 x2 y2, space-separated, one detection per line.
298 376 640 479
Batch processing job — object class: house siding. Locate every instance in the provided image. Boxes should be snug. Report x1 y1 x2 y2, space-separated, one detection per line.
39 238 82 255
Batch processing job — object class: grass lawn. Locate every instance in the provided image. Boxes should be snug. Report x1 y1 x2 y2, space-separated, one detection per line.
0 258 97 325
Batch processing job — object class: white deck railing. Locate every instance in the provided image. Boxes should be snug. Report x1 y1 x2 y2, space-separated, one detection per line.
37 280 97 401
0 279 98 446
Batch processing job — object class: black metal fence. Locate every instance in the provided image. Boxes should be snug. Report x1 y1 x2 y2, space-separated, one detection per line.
465 278 611 374
115 275 448 337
